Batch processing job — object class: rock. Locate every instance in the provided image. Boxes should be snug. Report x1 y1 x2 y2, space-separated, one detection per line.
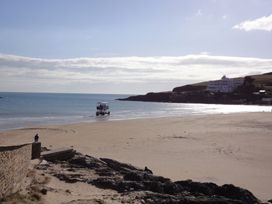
100 158 141 172
40 188 47 195
69 154 105 169
219 184 260 204
174 180 260 204
163 181 181 194
143 181 164 193
175 180 219 195
40 160 48 165
96 167 116 177
124 172 145 181
90 178 123 191
144 166 153 174
118 92 172 102
39 150 262 204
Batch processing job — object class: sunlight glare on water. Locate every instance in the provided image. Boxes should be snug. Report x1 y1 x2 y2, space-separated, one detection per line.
0 92 271 131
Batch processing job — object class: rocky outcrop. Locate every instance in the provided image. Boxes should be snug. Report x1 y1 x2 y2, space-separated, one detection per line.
119 92 172 102
39 151 262 204
118 91 249 104
118 72 272 105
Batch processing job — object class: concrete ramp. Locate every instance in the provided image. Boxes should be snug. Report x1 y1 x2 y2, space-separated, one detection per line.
41 148 75 161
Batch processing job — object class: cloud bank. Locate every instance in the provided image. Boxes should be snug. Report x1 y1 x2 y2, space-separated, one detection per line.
0 54 271 93
233 14 272 31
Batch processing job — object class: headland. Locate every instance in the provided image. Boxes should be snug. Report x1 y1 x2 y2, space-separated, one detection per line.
119 72 272 105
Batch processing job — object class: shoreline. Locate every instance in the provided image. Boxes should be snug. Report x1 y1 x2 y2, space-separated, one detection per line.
1 112 272 201
1 92 272 133
0 112 232 133
1 104 272 133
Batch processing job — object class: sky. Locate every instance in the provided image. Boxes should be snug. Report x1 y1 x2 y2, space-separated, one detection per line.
0 0 272 94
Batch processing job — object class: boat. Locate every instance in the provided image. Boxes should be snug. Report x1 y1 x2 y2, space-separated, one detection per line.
96 102 110 116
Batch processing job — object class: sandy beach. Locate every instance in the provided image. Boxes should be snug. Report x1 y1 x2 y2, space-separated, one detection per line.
1 112 272 201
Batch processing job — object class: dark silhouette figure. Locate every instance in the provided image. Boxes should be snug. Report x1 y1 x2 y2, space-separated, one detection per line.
34 134 39 142
144 166 153 174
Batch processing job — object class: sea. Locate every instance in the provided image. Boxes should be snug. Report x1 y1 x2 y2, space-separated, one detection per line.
0 92 271 132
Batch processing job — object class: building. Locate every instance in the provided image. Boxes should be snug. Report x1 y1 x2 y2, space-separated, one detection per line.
207 75 244 93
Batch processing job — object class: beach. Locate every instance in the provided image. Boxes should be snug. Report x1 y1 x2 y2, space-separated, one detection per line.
1 112 272 201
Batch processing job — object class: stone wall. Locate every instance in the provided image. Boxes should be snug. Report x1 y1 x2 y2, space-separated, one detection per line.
0 144 32 199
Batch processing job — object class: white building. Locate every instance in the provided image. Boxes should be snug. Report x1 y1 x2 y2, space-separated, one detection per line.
207 75 244 93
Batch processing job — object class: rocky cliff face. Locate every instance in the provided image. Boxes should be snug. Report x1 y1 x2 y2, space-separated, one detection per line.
119 92 173 102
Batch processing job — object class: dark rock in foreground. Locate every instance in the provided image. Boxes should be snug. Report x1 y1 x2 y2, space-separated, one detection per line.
40 152 262 204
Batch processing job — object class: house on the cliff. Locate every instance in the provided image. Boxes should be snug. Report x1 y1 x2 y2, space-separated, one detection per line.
207 75 244 93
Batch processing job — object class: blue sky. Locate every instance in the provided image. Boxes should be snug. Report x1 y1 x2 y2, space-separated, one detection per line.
0 0 272 94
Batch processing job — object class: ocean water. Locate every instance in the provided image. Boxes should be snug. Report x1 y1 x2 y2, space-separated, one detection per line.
0 92 271 131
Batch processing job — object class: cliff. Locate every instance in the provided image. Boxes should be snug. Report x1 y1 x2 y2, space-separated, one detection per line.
119 72 272 105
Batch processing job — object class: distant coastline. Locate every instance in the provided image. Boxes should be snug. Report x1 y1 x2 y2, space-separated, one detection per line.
119 72 272 105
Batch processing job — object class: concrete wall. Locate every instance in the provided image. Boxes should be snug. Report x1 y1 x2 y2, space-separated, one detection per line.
0 144 32 199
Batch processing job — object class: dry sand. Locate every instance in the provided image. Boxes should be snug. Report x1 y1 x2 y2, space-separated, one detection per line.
1 112 272 201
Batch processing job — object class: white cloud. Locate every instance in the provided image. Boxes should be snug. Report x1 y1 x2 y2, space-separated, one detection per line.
0 54 271 93
233 14 272 31
199 51 210 55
